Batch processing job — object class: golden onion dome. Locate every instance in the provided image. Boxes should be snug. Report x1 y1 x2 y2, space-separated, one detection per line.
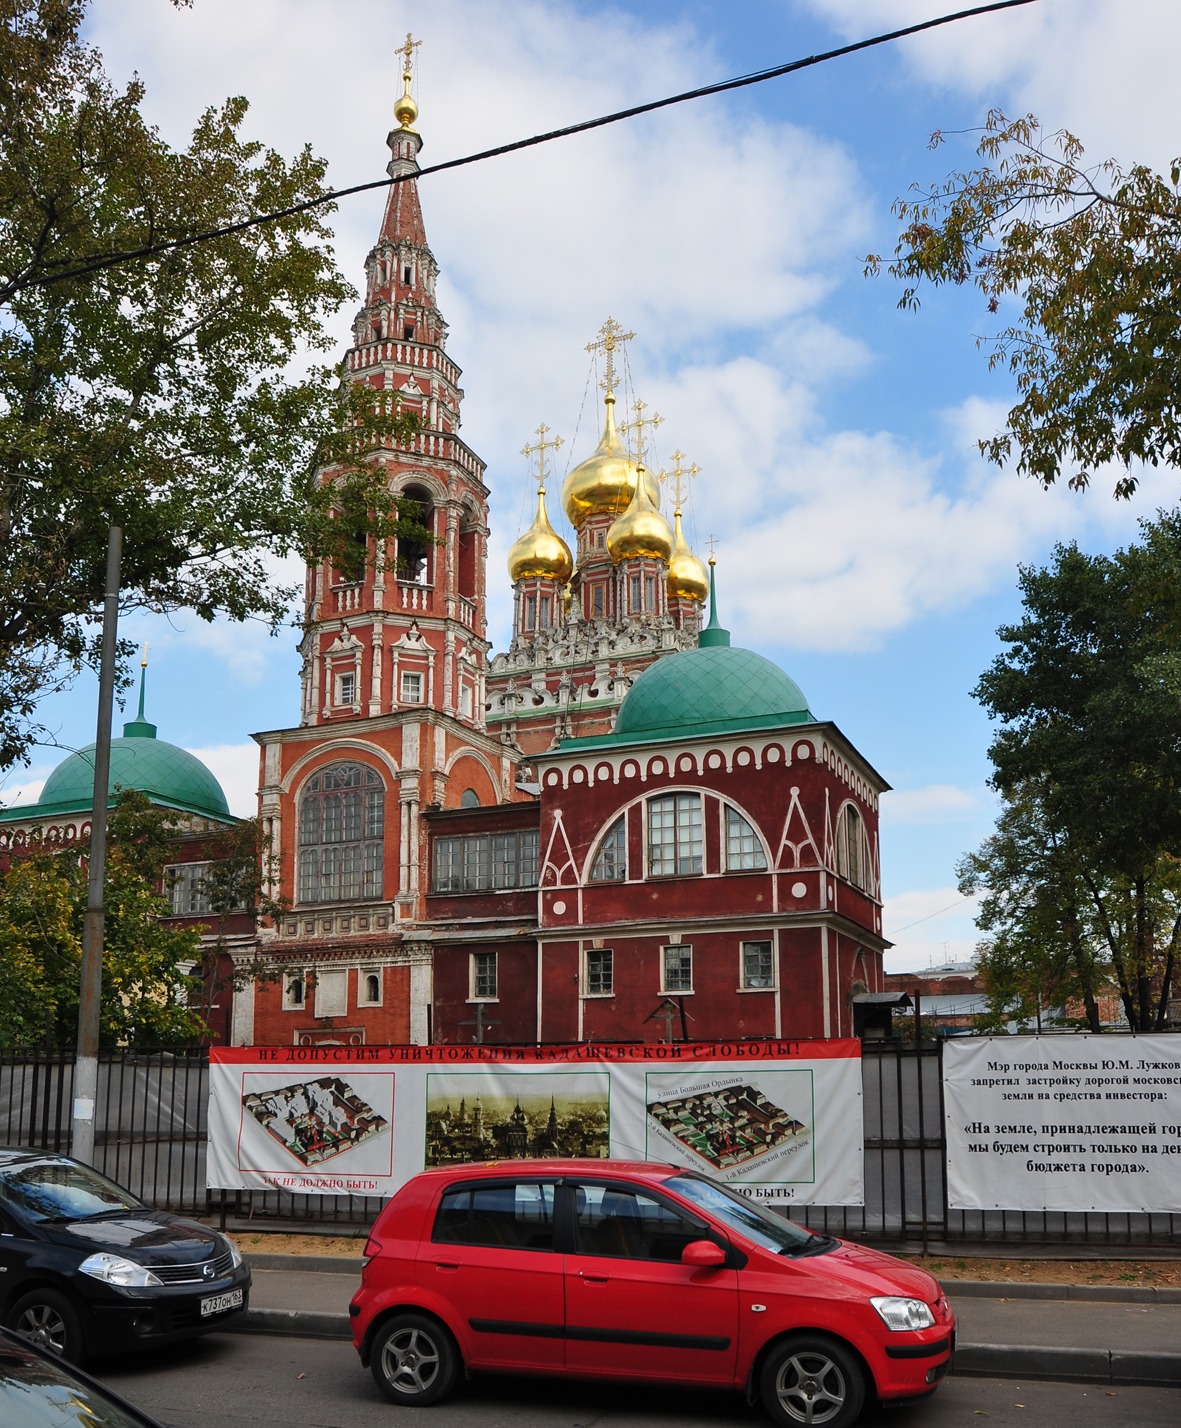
667 510 709 602
394 70 419 129
560 394 661 528
507 486 574 584
607 465 674 563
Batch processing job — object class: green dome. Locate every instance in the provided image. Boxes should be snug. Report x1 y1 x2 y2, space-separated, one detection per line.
612 644 814 744
32 730 231 821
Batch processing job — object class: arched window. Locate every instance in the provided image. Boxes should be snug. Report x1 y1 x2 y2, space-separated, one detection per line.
724 806 768 871
396 484 433 584
297 762 384 904
837 803 865 890
589 815 626 882
460 788 481 809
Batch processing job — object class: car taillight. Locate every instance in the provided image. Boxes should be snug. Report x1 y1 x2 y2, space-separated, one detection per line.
361 1236 382 1267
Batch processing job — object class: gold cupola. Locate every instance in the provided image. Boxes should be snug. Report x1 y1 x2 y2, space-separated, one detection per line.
667 509 709 602
560 393 661 529
508 485 573 584
607 463 674 563
393 33 420 129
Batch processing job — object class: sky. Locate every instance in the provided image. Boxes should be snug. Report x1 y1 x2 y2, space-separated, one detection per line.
7 0 1181 974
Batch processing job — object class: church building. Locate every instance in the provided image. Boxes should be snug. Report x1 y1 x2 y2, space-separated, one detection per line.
235 53 890 1049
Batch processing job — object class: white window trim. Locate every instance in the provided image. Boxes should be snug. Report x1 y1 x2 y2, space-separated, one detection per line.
357 969 383 1007
739 939 776 992
469 951 499 1002
582 947 615 999
315 968 348 1018
282 970 306 1011
660 943 694 996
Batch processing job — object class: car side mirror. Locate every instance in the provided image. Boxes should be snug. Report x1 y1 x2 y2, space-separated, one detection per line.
681 1239 726 1268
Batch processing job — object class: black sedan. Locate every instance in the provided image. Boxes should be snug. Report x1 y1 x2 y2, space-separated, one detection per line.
0 1324 166 1427
0 1148 250 1362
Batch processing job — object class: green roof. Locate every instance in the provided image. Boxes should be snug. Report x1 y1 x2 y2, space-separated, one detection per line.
1 670 232 823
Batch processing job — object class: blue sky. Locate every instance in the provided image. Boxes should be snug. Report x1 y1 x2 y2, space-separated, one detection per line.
8 0 1180 973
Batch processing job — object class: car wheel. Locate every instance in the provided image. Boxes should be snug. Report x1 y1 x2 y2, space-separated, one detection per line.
9 1288 85 1363
370 1313 459 1406
759 1334 866 1428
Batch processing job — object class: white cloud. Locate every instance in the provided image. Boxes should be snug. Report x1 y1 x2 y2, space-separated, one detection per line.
882 784 984 825
882 885 982 976
186 743 261 819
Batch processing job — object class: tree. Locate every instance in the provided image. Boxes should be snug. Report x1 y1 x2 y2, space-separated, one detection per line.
968 514 1181 1030
868 110 1181 497
0 789 207 1047
0 1 421 773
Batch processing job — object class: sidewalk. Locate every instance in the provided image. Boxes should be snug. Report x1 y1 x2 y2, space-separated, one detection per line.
237 1254 1181 1389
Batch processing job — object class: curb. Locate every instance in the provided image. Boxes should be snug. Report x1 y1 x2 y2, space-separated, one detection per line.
239 1307 352 1340
948 1279 1181 1305
954 1342 1181 1388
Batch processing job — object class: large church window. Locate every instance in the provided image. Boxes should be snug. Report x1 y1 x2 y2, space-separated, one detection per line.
725 806 768 871
647 794 702 877
432 829 539 893
297 763 384 905
589 816 626 882
396 485 433 584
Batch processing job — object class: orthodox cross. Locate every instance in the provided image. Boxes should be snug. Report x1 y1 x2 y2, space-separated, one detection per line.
585 317 634 395
658 449 701 512
644 996 694 1042
706 533 719 561
521 422 564 491
621 397 663 466
459 1003 500 1045
398 31 422 83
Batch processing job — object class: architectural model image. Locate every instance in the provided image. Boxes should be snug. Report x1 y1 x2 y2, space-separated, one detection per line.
647 1083 809 1170
242 1077 388 1167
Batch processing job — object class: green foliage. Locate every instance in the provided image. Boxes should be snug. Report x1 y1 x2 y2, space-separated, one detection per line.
868 109 1181 497
0 788 205 1047
966 515 1181 1031
0 1 421 772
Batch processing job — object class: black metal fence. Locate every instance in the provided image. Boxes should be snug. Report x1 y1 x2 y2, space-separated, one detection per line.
2 1042 1178 1249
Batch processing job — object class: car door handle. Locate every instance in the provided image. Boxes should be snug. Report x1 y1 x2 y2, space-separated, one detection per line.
432 1261 460 1272
579 1271 610 1284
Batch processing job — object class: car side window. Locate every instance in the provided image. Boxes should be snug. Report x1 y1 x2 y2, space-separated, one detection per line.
432 1181 556 1251
573 1183 708 1262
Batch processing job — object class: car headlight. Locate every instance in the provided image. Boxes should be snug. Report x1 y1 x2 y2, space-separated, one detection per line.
870 1295 936 1331
78 1252 163 1288
222 1238 243 1269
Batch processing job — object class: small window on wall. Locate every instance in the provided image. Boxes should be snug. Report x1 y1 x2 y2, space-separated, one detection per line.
283 971 306 1010
585 948 614 997
838 804 865 889
589 816 626 882
400 671 423 704
336 671 356 707
459 684 474 718
592 585 605 617
460 789 480 809
359 971 382 1006
725 806 768 871
661 944 693 994
742 940 774 989
471 951 498 1000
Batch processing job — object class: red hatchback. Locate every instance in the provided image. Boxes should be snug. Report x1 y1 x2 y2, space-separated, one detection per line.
350 1160 954 1427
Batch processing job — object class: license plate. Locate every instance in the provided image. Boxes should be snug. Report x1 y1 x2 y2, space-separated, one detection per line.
200 1289 243 1318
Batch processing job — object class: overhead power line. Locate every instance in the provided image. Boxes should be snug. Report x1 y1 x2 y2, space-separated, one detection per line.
19 0 1039 293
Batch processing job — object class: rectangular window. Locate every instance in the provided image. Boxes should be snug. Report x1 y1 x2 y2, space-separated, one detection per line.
472 951 498 1000
459 684 474 718
283 970 306 1010
742 940 774 989
539 594 551 627
644 575 656 612
524 594 537 629
432 830 539 893
315 969 348 1017
648 793 703 876
165 862 212 916
585 948 614 997
592 585 605 617
401 671 423 704
629 573 641 611
661 944 693 994
336 671 356 706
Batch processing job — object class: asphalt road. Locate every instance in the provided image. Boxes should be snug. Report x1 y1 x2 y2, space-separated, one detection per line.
93 1330 1181 1428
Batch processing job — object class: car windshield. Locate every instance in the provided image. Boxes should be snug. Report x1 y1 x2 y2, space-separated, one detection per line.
0 1159 143 1224
667 1172 828 1255
0 1341 153 1427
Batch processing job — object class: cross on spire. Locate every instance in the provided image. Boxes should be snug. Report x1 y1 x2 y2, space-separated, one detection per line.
706 533 719 562
658 449 701 512
585 317 634 396
621 397 664 466
521 422 564 491
398 32 422 82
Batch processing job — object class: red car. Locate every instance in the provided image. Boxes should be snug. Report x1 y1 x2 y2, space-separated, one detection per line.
350 1159 954 1427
